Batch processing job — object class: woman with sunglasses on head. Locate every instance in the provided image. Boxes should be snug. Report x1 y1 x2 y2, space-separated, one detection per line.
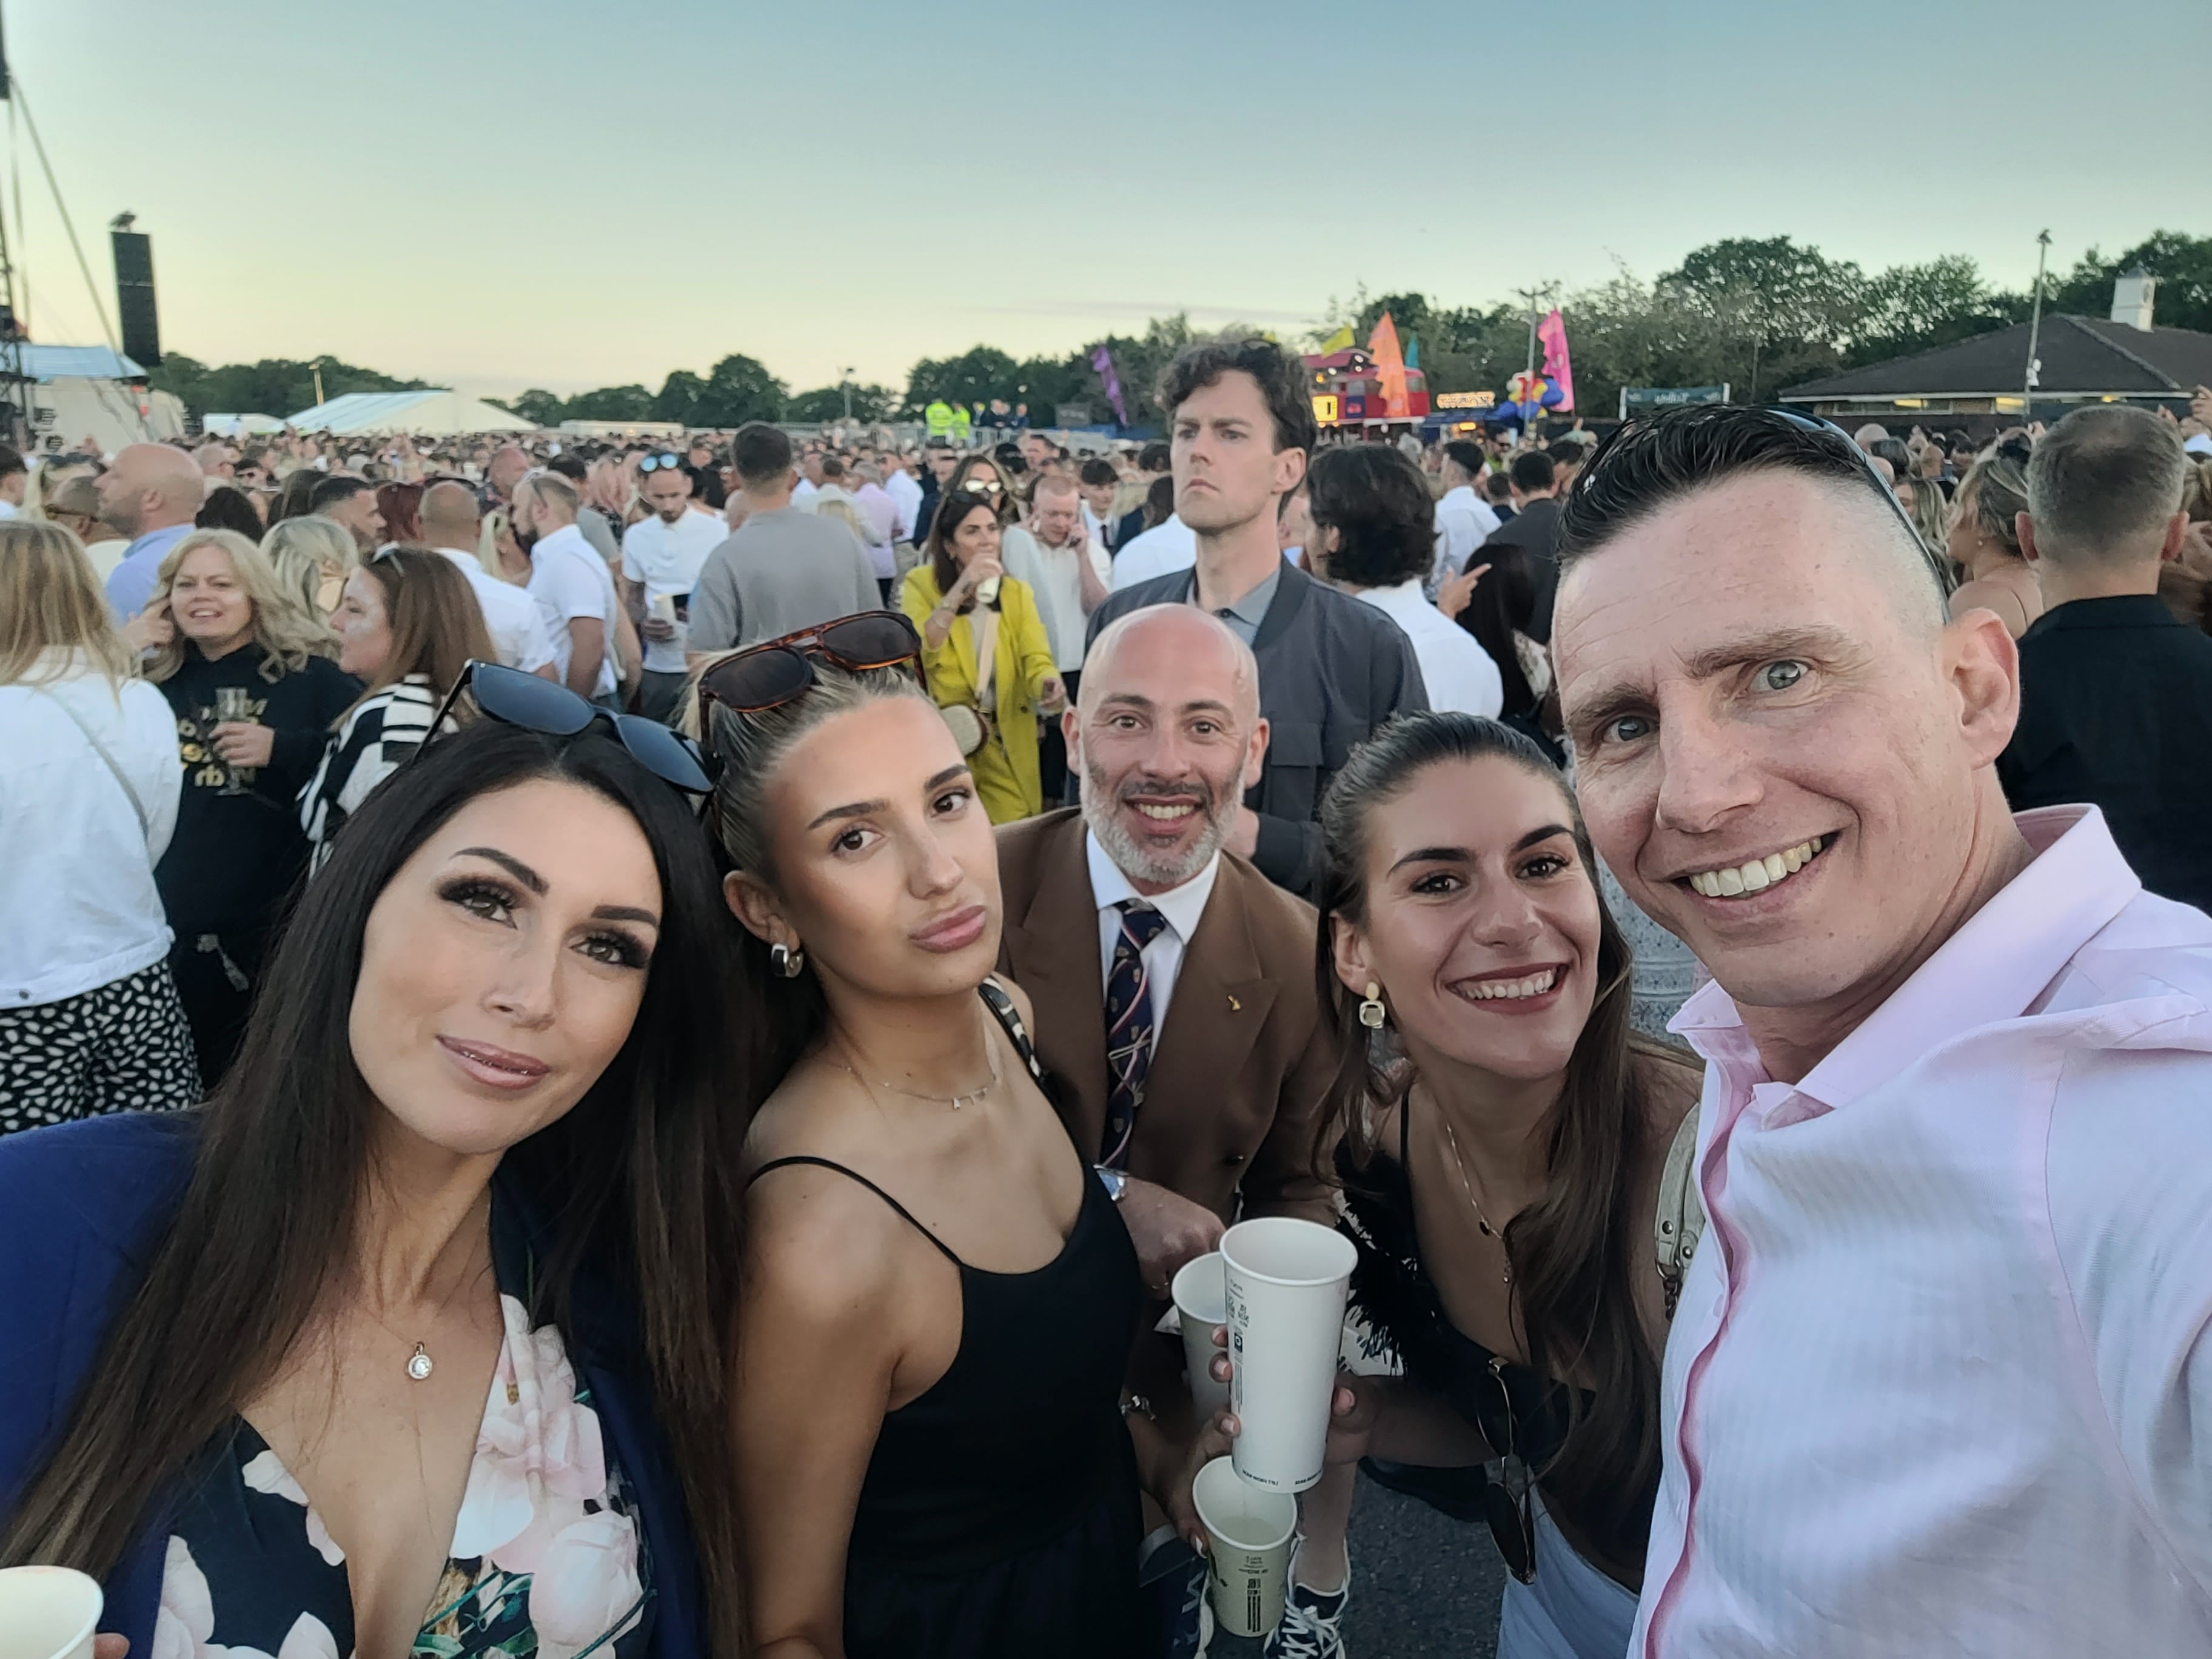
0 703 747 1658
140 529 360 1087
1226 712 1701 1659
1945 439 2042 639
900 494 1065 824
702 614 1145 1658
301 548 496 872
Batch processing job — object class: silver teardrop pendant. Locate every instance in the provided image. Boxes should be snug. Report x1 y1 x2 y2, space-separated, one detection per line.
406 1342 434 1381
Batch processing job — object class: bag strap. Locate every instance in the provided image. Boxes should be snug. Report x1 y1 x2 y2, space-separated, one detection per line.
1654 1101 1705 1318
36 686 152 839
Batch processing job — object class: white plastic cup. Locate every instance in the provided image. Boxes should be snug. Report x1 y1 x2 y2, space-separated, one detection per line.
1191 1455 1298 1638
1171 1250 1230 1421
1221 1215 1356 1492
0 1566 104 1659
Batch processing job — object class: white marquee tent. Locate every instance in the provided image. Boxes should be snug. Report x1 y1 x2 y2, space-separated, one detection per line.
287 389 532 435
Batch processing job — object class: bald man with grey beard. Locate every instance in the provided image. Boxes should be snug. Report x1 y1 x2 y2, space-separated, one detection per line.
101 443 210 620
420 480 560 679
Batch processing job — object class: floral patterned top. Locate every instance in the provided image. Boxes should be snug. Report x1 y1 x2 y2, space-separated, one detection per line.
154 1272 651 1659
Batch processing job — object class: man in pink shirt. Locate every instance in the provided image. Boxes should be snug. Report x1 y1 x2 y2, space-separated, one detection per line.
1550 404 2212 1656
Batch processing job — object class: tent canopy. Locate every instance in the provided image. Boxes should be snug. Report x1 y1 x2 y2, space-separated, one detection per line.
18 344 147 381
203 413 287 436
287 389 532 435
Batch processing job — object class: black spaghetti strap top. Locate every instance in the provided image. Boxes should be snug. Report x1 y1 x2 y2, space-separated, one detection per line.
749 982 1142 1658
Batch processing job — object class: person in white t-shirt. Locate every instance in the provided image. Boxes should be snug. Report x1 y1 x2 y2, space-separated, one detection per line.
1014 473 1110 800
1311 443 1503 717
514 471 620 706
1430 438 1501 597
418 482 557 679
621 455 728 723
1108 508 1199 590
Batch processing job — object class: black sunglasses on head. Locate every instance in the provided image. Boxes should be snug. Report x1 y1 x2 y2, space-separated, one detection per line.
638 453 685 474
418 660 715 794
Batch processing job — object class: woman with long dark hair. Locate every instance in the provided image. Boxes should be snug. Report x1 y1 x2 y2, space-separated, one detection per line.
0 709 748 1658
703 617 1144 1657
1262 712 1701 1659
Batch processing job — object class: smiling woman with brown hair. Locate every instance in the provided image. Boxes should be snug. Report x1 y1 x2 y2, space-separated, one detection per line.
1279 711 1699 1659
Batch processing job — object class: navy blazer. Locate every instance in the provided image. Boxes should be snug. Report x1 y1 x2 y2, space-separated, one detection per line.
0 1113 708 1655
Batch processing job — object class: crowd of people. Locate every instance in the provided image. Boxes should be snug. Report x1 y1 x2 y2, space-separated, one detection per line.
1 337 2210 1659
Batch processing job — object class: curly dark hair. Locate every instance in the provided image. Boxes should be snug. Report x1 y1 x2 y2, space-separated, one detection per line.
1306 443 1434 589
1155 333 1316 457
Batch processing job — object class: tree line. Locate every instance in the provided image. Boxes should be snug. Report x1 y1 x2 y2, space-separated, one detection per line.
146 230 2208 431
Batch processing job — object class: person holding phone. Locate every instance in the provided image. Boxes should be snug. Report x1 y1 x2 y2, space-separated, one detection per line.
901 492 1064 823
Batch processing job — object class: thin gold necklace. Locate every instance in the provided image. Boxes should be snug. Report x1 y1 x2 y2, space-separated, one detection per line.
822 1029 1001 1110
1436 1107 1512 1285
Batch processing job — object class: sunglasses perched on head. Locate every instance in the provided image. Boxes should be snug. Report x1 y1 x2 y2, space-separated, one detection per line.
695 611 922 739
638 453 684 474
419 660 715 794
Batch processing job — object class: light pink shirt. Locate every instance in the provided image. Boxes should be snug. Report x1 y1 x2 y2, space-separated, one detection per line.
1636 805 2212 1656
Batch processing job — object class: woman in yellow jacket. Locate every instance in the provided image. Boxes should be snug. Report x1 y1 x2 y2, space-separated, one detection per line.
900 489 1065 823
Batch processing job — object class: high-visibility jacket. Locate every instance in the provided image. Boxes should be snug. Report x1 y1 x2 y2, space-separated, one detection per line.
924 400 956 440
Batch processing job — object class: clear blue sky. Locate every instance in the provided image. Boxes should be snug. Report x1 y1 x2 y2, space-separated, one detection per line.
7 0 2205 400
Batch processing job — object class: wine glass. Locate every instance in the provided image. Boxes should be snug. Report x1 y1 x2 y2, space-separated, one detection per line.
213 686 256 796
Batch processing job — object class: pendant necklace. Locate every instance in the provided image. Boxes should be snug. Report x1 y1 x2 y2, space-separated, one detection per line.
1438 1108 1513 1285
823 1022 1001 1110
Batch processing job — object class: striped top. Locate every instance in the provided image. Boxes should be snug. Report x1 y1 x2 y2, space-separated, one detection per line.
1635 806 2212 1655
298 675 443 872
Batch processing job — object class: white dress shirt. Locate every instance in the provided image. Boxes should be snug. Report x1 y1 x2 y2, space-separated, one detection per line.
1085 827 1221 1044
1635 805 2212 1657
1109 514 1199 591
1352 579 1503 717
433 544 555 674
620 510 727 675
1430 482 1500 594
526 523 620 700
791 478 820 511
1 657 181 1005
883 468 923 541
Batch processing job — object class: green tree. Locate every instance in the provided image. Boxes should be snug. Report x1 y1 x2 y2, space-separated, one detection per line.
652 370 709 425
1847 255 2019 366
506 388 568 426
901 346 1021 417
689 354 789 426
561 384 655 422
785 382 897 422
147 354 428 420
1658 236 1868 402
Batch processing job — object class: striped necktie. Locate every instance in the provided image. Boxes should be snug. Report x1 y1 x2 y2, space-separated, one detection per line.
1101 900 1169 1168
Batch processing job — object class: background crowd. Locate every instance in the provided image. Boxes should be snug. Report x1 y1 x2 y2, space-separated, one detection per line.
1 341 2211 1659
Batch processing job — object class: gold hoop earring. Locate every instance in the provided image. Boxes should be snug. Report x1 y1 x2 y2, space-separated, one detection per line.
770 942 806 979
1358 982 1387 1029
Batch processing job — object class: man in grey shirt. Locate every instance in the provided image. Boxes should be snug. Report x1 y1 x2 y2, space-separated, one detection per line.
686 421 882 659
1086 335 1426 897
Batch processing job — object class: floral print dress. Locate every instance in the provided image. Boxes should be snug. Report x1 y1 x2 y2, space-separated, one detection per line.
153 1272 651 1659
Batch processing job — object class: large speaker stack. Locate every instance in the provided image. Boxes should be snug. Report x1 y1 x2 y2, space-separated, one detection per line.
112 222 159 367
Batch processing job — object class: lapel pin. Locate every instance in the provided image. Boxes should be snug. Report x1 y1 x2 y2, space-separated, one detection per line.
1227 994 1241 1011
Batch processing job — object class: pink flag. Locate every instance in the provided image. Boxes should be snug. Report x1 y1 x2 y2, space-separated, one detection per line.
1537 308 1574 412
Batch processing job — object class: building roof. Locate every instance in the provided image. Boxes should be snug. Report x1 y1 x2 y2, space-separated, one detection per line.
1780 315 2212 402
16 344 147 381
287 389 533 435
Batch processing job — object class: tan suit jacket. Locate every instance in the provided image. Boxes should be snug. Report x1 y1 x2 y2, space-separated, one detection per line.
994 809 1336 1224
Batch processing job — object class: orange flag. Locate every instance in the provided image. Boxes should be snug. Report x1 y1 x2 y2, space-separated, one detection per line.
1368 312 1410 418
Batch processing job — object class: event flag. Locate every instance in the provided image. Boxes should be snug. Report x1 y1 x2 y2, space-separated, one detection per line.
1403 333 1420 371
1369 312 1410 419
1537 308 1575 412
1090 344 1128 427
1316 323 1355 354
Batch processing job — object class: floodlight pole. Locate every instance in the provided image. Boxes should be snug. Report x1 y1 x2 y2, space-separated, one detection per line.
2022 229 2051 417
